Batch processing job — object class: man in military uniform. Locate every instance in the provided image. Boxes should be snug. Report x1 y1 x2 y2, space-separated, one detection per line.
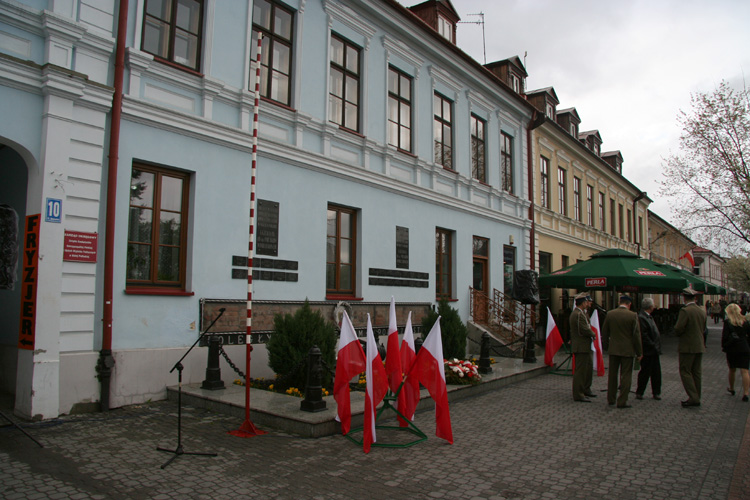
635 297 662 400
570 292 596 402
674 288 707 407
602 295 642 408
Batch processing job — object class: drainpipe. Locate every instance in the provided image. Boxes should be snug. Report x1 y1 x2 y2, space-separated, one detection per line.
632 191 647 257
96 0 128 411
526 111 545 270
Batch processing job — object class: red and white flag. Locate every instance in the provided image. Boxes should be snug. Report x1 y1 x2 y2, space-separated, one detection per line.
364 314 388 453
590 310 605 377
680 249 695 268
333 311 366 436
408 318 453 444
398 312 419 426
544 307 564 367
385 296 402 395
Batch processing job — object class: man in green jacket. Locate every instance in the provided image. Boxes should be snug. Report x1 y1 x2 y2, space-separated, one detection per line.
674 288 707 407
570 292 596 402
602 295 642 408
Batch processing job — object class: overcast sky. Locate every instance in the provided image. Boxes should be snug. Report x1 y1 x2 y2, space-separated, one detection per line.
444 0 750 226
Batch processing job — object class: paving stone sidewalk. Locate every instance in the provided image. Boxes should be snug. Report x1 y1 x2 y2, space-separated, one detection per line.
1 322 748 500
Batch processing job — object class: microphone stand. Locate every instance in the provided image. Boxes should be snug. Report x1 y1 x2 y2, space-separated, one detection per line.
157 308 225 469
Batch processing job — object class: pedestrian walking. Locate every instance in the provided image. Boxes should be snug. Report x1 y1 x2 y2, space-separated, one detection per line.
711 301 722 324
721 303 750 402
570 292 596 402
674 288 707 408
602 295 642 408
635 297 662 400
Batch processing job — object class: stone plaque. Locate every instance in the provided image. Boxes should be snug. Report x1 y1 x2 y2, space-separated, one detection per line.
396 226 409 269
256 199 279 256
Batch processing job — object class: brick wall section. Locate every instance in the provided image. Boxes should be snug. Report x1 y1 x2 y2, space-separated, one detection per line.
201 300 433 334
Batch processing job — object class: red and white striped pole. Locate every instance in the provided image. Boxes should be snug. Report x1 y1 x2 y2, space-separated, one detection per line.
230 32 266 438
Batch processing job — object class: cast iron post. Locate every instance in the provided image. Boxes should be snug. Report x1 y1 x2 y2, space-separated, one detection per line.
478 332 493 374
301 345 326 412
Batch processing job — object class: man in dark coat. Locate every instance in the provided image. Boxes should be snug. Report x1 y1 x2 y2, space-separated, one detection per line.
602 295 642 408
635 297 662 400
570 292 596 402
675 288 708 407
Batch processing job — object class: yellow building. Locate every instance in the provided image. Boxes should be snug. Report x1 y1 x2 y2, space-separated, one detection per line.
525 87 650 314
647 210 696 308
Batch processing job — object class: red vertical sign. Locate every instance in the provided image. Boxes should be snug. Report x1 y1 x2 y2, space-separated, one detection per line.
18 214 40 350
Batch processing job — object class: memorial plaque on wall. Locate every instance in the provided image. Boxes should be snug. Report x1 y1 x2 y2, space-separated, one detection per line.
396 226 409 269
256 199 279 256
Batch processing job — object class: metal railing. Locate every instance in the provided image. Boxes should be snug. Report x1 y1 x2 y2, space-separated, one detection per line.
469 287 537 345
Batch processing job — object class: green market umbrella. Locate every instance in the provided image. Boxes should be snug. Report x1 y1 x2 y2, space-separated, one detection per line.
539 249 690 292
655 264 726 295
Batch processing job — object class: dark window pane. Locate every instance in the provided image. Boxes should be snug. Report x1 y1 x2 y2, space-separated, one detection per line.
127 244 151 280
158 246 180 281
129 207 153 243
130 170 154 207
159 212 181 245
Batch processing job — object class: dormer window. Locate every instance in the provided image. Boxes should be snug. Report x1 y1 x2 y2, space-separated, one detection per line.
437 14 454 43
545 103 554 119
510 74 520 93
570 123 577 136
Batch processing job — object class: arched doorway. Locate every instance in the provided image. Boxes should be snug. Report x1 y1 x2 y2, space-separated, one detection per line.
0 143 30 396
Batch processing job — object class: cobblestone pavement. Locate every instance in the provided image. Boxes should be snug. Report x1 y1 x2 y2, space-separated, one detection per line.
2 323 749 500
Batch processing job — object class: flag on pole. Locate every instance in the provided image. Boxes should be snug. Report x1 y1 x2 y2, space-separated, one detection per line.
333 311 366 435
544 307 564 367
385 296 402 394
408 318 453 444
680 249 695 268
590 310 605 377
398 312 419 426
364 314 388 453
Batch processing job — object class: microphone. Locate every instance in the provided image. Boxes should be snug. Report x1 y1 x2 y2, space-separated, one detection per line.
219 307 226 312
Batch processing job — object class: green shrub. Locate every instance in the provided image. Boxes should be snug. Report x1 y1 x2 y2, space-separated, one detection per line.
266 301 337 391
421 300 468 360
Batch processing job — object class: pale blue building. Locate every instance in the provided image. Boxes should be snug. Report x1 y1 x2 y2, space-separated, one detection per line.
0 0 534 418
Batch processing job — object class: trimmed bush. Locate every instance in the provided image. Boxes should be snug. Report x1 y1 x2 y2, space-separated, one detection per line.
266 301 337 391
421 299 468 360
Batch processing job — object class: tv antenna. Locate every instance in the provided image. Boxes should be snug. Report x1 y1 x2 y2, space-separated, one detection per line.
458 12 486 64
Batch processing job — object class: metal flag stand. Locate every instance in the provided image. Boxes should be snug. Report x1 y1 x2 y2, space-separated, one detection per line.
229 32 266 438
0 410 44 448
551 344 573 376
344 383 427 449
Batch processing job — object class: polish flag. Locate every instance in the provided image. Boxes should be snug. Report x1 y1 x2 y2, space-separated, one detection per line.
408 318 453 444
590 310 605 377
398 312 419 426
364 314 388 453
333 311 366 436
680 249 695 268
385 296 403 395
544 307 564 367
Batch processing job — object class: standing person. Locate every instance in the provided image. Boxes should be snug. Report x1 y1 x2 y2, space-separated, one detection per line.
722 303 750 401
570 292 596 402
602 295 642 408
674 288 707 408
711 301 722 324
635 298 662 400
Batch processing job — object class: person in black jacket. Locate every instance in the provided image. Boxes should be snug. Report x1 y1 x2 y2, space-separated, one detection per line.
722 303 750 401
635 298 662 400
